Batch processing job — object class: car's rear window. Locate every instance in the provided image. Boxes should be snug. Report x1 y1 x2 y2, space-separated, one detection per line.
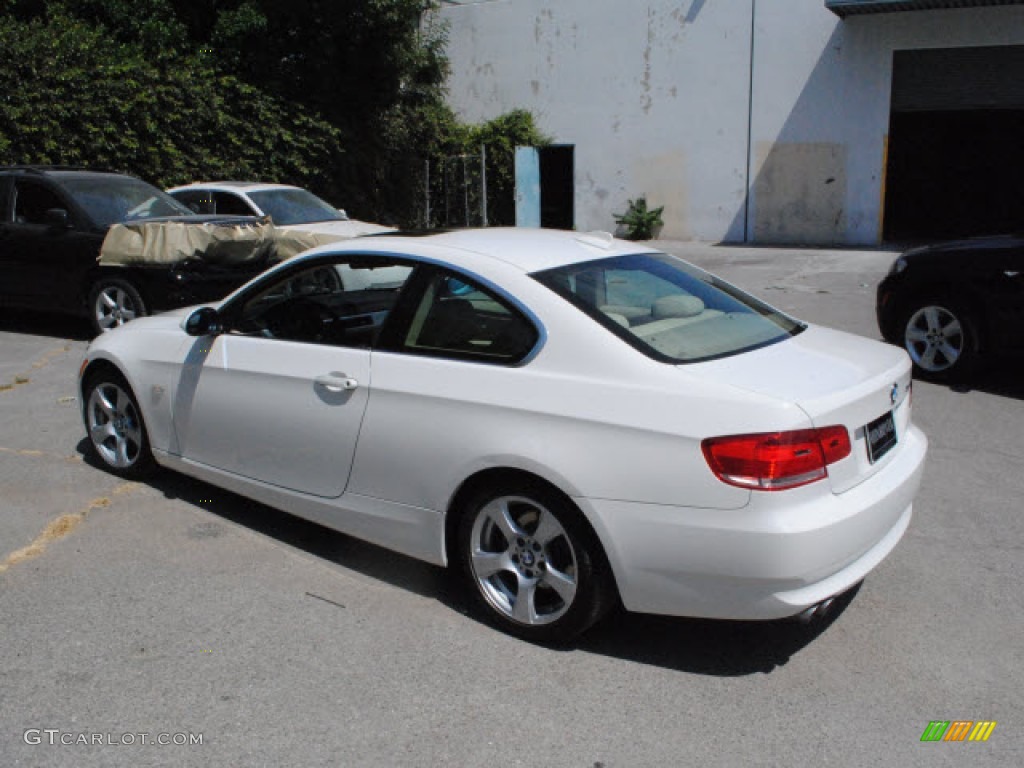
533 253 804 363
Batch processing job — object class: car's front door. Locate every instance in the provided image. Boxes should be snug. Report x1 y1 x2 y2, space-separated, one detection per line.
975 244 1024 351
3 178 101 304
171 256 415 498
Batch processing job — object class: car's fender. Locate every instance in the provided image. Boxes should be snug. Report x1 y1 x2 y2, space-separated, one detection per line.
80 325 193 456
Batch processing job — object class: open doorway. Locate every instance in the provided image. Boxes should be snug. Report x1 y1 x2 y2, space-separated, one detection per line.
539 146 574 230
516 145 575 229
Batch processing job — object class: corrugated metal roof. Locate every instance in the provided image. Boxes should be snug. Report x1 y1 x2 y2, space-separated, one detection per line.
827 0 1024 17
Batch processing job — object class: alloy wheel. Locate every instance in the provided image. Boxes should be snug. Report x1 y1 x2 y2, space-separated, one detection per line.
468 495 579 626
904 304 964 373
86 382 143 469
94 286 139 331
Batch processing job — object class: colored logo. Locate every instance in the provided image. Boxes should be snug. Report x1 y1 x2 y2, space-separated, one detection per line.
920 721 997 742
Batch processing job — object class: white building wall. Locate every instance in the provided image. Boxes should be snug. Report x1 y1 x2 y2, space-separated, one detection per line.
440 0 753 241
750 3 1024 244
440 0 1024 245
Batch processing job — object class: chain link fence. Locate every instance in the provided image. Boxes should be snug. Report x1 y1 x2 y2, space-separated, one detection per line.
422 147 486 229
389 144 521 230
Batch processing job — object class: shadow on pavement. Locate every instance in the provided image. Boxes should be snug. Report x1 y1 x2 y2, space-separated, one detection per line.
0 308 92 341
77 438 851 677
577 585 857 676
943 356 1024 401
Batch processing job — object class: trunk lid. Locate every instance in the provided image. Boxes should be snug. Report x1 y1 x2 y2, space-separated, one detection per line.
691 326 913 493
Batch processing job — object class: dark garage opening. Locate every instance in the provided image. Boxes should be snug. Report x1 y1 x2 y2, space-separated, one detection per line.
884 46 1024 242
886 109 1024 241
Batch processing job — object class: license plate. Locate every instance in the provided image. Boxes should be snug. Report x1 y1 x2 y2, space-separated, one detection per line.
865 411 897 463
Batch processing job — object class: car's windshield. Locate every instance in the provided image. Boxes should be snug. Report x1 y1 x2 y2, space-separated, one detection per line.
247 188 346 226
534 253 804 363
60 176 193 228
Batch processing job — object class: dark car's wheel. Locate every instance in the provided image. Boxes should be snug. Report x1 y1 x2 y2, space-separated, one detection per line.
83 370 156 479
457 481 614 643
89 278 147 335
900 298 980 381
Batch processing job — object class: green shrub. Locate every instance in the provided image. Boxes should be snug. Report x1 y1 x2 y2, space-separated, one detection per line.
614 197 665 240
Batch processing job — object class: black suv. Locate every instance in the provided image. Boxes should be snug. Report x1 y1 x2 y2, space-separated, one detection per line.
0 167 272 334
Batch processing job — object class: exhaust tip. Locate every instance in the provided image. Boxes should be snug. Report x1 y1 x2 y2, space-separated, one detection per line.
796 596 836 625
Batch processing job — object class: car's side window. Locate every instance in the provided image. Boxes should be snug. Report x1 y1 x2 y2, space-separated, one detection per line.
398 270 539 364
229 257 414 347
214 192 256 217
13 181 68 226
173 190 214 214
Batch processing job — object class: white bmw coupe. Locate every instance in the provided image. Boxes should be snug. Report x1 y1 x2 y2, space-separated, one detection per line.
79 228 927 642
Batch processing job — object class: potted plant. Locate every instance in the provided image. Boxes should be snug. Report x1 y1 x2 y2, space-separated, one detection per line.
613 196 665 241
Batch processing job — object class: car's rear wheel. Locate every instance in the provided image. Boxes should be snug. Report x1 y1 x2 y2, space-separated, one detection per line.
89 278 147 335
83 371 155 479
457 481 613 643
901 299 980 381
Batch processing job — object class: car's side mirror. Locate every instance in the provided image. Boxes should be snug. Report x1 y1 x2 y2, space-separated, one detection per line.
183 307 223 337
44 208 70 228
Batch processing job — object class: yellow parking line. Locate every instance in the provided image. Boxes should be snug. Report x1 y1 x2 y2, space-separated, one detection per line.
0 483 138 573
0 343 73 393
0 446 81 463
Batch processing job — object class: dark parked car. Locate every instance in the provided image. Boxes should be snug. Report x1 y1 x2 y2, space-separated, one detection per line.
0 167 272 335
877 235 1024 381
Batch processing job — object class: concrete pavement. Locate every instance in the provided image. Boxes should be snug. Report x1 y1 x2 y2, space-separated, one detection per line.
1 241 1021 767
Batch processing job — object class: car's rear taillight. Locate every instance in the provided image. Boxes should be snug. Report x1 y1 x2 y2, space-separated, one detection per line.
701 426 851 491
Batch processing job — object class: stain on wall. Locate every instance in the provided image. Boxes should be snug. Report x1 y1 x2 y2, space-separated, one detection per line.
631 151 690 240
753 142 847 244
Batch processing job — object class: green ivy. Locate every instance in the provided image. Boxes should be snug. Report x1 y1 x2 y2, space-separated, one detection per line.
0 3 548 228
0 12 344 193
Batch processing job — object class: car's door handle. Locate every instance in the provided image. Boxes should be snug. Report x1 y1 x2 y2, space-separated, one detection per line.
314 372 359 392
1004 270 1020 278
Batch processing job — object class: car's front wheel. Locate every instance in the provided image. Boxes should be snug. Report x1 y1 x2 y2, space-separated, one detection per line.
901 298 980 381
457 481 614 643
83 371 155 479
89 278 147 335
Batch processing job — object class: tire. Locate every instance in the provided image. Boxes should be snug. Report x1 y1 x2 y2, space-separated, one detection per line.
82 370 156 480
457 480 614 643
88 278 147 335
900 298 981 382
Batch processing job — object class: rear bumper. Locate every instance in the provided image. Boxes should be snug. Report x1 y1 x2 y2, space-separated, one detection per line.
579 424 927 620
